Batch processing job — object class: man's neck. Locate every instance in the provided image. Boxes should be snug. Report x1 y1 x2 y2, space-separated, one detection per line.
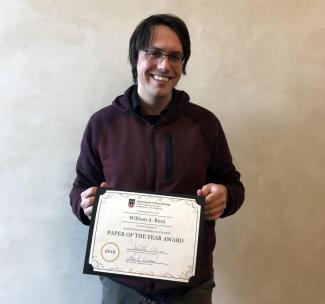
138 93 172 116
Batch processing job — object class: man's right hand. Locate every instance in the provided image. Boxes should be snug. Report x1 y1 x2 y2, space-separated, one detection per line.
80 182 108 219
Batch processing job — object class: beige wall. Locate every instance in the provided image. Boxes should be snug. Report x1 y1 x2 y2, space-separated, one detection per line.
1 1 324 303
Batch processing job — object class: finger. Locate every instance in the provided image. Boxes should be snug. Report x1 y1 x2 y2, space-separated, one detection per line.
205 202 226 214
83 206 93 219
201 183 213 196
206 185 228 205
205 191 224 205
205 204 226 220
197 183 213 197
80 186 97 199
205 210 224 221
80 196 95 209
100 181 109 188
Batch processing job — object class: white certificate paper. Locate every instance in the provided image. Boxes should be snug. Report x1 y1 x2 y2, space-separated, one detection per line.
84 189 204 283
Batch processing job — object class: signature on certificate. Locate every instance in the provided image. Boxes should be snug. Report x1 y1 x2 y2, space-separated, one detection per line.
126 242 168 265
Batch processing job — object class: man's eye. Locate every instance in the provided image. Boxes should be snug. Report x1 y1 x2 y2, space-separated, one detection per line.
169 55 181 62
149 51 162 58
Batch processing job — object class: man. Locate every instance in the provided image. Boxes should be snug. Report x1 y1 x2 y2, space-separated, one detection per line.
70 14 244 304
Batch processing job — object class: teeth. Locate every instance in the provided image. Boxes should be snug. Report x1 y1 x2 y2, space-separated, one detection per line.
152 75 169 82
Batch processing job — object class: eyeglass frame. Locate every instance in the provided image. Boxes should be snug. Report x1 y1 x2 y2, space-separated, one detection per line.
143 48 184 66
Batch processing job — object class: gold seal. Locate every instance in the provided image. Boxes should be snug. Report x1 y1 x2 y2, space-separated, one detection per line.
101 242 120 262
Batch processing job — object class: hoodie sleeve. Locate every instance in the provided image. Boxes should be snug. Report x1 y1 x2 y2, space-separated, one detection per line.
208 120 245 218
69 116 105 225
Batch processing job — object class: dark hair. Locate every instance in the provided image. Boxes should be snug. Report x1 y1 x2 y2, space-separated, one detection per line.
129 14 191 83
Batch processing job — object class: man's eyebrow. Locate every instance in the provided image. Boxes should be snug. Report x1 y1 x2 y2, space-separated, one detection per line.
147 47 163 51
148 47 183 55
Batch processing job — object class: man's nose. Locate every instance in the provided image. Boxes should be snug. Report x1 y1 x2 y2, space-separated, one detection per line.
157 55 172 69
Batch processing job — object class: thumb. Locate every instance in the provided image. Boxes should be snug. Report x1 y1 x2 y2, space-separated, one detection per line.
100 181 109 188
197 184 212 197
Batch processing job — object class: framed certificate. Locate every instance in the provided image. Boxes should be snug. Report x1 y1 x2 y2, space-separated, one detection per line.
84 188 205 284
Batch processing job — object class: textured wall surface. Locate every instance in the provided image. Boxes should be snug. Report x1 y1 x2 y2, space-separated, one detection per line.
1 1 324 303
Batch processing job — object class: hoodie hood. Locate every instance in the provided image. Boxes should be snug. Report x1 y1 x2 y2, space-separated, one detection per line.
112 85 190 114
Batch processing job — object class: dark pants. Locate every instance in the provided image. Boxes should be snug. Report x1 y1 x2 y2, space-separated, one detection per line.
100 276 215 304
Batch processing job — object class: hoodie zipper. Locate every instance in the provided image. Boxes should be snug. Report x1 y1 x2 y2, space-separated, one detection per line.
151 126 157 190
165 132 173 180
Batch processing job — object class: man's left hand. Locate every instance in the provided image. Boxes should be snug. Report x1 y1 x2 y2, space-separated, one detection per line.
197 183 228 221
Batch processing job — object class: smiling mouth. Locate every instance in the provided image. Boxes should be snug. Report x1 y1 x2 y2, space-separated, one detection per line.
151 74 171 82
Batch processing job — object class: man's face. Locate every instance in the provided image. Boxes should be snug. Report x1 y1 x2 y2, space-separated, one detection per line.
136 25 183 105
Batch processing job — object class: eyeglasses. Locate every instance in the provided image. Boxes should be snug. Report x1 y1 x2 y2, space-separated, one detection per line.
143 49 184 66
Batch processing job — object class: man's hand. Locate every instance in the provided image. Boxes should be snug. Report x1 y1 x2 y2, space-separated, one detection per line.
197 183 228 221
80 182 108 219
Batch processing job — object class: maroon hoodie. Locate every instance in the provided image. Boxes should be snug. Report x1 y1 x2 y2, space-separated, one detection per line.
69 85 244 294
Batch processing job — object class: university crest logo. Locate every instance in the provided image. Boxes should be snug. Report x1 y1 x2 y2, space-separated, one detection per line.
128 199 135 208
